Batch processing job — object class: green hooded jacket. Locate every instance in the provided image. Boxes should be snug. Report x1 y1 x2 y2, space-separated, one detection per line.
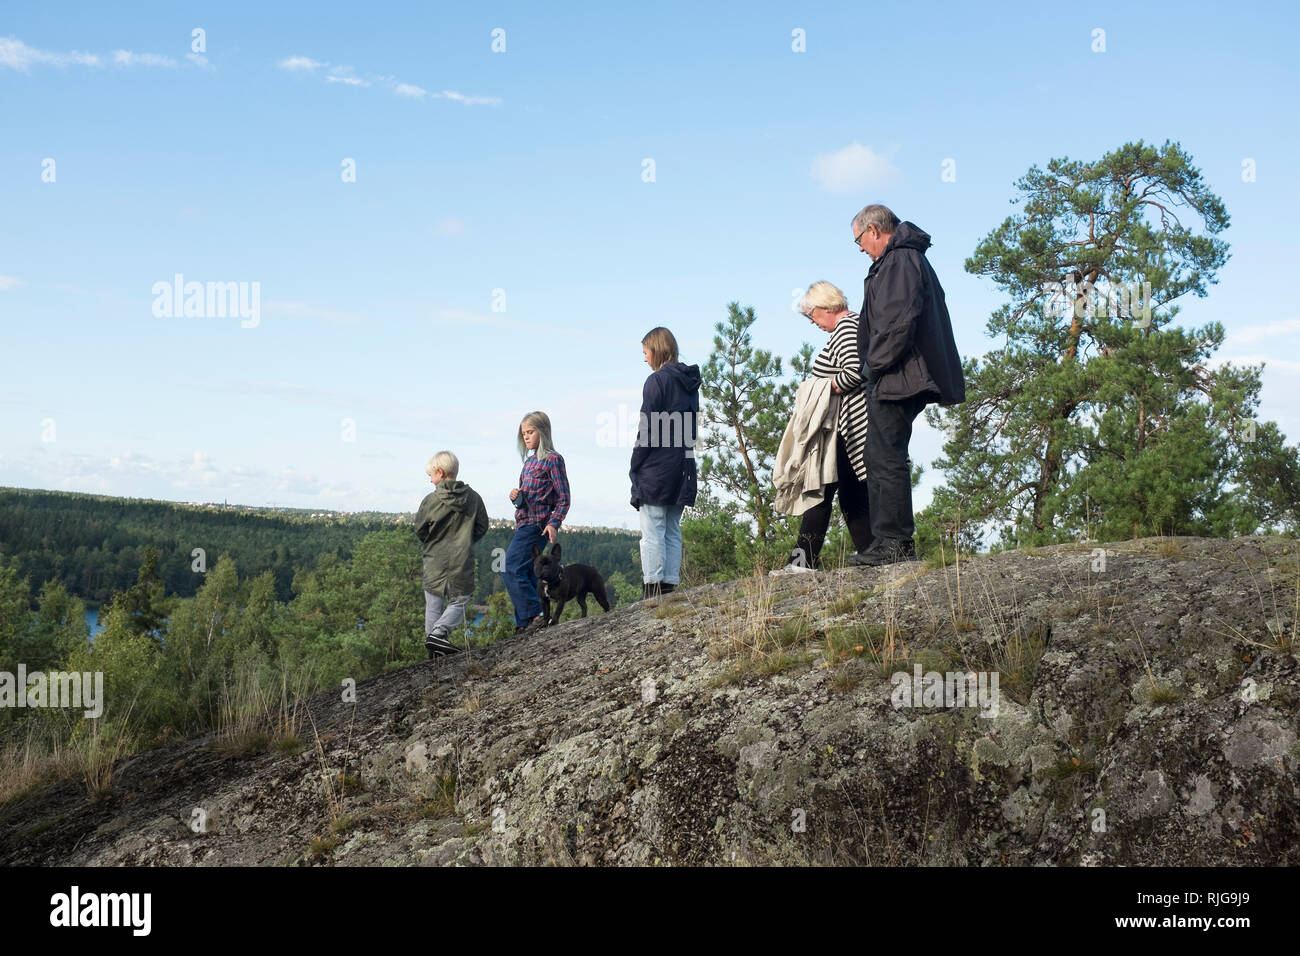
414 480 490 598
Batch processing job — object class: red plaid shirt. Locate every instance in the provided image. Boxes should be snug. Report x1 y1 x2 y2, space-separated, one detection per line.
516 452 570 530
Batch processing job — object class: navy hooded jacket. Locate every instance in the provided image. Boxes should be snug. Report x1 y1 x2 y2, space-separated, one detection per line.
629 361 701 508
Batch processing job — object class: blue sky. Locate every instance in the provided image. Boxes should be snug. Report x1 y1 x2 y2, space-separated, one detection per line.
2 0 1297 529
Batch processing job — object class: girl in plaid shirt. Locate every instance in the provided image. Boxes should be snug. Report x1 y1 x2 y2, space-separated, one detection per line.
505 411 571 632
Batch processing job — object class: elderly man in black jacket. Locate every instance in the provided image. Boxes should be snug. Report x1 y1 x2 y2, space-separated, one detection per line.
846 204 965 567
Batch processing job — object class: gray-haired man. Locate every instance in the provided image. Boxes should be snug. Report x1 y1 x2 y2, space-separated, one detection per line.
847 204 965 566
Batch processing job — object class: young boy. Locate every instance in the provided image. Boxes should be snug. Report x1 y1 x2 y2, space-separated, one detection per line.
414 451 490 659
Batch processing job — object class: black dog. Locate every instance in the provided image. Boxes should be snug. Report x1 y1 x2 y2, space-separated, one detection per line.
531 543 611 626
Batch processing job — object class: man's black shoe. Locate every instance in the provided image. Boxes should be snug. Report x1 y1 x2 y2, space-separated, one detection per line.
846 541 918 567
521 614 547 634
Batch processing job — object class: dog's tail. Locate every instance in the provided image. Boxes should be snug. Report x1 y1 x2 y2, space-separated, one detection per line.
595 575 612 612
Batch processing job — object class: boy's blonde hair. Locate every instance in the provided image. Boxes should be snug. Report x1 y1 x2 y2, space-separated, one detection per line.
517 411 557 461
641 327 679 371
426 450 459 480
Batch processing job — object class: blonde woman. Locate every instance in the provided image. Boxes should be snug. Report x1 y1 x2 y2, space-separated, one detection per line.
505 412 571 633
771 281 874 574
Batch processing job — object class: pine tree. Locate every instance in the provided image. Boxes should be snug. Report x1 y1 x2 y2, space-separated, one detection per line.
698 302 812 547
926 139 1299 545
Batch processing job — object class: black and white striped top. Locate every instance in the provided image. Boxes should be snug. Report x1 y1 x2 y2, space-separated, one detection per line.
811 311 870 482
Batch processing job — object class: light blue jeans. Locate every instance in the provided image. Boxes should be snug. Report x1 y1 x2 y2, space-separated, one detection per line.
639 504 685 585
425 591 469 638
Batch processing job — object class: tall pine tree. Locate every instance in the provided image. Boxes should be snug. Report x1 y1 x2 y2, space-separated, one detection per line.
926 140 1299 546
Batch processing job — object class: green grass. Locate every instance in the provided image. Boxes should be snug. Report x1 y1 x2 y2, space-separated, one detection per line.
419 774 458 819
308 834 340 858
1149 684 1182 704
828 589 870 615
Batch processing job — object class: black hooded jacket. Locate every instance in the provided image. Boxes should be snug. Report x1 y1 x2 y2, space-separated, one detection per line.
629 361 701 508
856 221 965 406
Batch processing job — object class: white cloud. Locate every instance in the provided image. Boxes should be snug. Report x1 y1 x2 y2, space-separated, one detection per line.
0 276 22 291
1227 318 1300 346
432 217 466 236
1208 354 1300 374
439 89 501 106
113 50 177 68
276 53 499 104
326 65 369 86
262 299 367 324
0 36 99 70
279 55 323 71
810 142 901 192
187 52 214 71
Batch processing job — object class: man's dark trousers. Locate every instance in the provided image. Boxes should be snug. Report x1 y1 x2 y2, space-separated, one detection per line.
864 391 927 547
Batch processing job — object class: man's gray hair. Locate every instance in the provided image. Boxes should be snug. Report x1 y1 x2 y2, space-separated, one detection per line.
852 204 900 236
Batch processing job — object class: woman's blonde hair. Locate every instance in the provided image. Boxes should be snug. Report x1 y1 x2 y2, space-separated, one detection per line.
426 450 459 480
798 280 848 316
641 327 679 371
517 411 557 461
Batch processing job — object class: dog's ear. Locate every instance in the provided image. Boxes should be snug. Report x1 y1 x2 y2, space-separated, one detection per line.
531 544 541 559
551 543 561 560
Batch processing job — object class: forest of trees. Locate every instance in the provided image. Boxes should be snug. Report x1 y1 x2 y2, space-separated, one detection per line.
0 487 641 608
0 493 643 796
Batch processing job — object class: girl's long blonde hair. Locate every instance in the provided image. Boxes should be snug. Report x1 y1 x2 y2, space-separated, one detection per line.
517 411 557 461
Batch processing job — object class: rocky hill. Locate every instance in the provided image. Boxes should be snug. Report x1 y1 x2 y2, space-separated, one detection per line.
2 535 1296 866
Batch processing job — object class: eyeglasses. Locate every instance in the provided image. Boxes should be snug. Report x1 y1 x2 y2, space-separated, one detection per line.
854 226 871 249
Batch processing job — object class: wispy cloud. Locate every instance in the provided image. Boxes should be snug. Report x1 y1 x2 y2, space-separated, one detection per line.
278 52 499 105
1227 318 1300 346
439 89 501 106
1207 354 1300 374
262 299 369 324
810 142 901 192
432 217 466 236
113 50 177 68
0 276 22 291
2 36 207 71
279 55 324 71
326 65 369 87
0 36 99 70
